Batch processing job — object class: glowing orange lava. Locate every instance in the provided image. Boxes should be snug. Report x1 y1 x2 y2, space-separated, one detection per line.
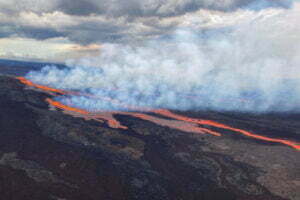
46 98 127 129
16 77 300 150
124 112 221 136
16 77 66 95
152 109 300 150
46 98 89 115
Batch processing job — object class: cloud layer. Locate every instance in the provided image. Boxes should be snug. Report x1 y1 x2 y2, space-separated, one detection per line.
0 0 294 44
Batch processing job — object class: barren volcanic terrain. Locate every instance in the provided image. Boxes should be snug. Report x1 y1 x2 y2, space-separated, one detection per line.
0 62 299 200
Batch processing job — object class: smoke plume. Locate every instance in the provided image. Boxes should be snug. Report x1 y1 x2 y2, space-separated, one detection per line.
26 3 300 113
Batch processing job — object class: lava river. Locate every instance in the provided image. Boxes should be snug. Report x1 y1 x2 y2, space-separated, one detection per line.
16 77 300 150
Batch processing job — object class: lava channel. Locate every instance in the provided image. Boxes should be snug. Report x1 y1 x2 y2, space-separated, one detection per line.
17 77 300 150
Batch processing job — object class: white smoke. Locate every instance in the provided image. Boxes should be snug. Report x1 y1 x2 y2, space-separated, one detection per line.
26 3 300 112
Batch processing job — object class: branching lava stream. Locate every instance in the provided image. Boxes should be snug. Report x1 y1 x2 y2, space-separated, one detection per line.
17 77 300 150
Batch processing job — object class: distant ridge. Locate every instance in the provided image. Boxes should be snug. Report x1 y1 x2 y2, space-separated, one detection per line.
0 58 66 68
0 59 66 76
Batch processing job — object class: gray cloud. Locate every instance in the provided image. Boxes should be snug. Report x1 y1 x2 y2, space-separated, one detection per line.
0 0 57 15
0 21 66 40
0 0 295 45
17 26 66 40
0 12 128 44
57 0 104 16
0 24 13 38
64 20 128 44
0 0 292 17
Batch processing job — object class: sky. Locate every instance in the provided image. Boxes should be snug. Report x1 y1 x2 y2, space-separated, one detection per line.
0 0 297 62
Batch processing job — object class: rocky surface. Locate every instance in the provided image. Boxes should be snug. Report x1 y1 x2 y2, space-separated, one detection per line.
0 74 299 200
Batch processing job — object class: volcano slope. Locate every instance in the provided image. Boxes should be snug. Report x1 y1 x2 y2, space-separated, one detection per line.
0 74 299 200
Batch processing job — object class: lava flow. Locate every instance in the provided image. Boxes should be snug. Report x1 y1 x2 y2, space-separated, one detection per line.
17 77 300 150
16 77 66 95
152 109 300 150
46 98 128 129
46 98 219 136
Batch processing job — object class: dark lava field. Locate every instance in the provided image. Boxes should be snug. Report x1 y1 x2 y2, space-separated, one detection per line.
0 62 299 200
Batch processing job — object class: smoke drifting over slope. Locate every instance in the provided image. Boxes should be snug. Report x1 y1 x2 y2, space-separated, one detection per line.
26 4 300 113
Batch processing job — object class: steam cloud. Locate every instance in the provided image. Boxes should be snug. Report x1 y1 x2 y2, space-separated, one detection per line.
26 3 300 113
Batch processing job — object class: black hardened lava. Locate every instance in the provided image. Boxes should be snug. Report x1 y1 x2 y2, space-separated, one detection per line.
0 75 297 200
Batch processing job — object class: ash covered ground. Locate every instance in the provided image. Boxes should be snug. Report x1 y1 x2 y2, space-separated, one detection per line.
0 61 299 200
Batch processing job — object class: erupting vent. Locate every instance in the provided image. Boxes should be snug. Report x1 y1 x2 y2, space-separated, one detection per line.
17 77 300 150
